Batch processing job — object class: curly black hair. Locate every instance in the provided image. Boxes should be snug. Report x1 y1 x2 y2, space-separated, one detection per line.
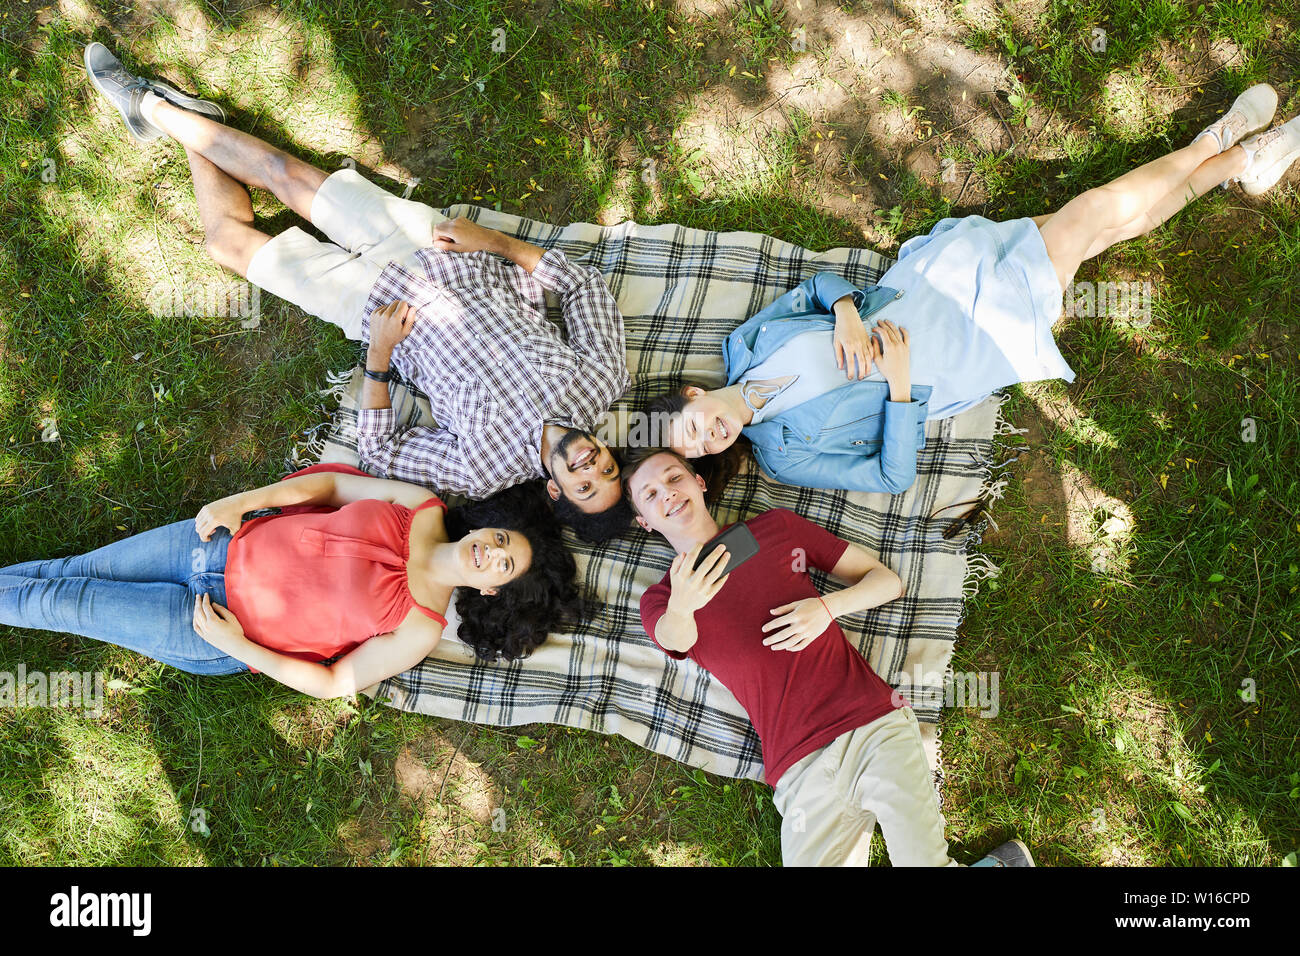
551 490 636 544
549 447 637 543
443 482 584 662
643 387 751 505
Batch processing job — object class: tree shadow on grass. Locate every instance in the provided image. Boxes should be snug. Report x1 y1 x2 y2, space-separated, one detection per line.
3 0 1296 865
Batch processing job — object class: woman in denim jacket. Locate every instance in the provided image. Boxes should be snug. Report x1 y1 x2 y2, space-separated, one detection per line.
648 83 1296 495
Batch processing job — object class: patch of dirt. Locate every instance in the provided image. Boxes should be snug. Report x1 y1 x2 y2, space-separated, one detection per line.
379 106 452 194
336 812 390 862
392 746 439 804
659 0 1048 246
340 727 511 865
984 385 1140 579
266 701 350 751
389 728 502 826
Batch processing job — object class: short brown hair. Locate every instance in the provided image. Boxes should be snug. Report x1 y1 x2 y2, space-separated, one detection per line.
621 447 696 516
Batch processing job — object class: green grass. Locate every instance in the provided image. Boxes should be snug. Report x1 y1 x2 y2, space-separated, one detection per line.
1 0 1297 865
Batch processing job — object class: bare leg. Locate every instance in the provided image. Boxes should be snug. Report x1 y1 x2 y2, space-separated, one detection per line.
151 99 327 222
1077 146 1248 260
1037 136 1225 291
186 148 271 277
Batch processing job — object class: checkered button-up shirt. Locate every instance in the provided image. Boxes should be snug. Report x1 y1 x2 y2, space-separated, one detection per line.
355 246 630 499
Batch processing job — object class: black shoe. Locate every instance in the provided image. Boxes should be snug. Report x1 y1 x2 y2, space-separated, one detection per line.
145 76 227 124
971 839 1036 867
84 41 163 142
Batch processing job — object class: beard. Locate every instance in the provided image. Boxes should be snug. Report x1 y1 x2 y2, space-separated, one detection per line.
552 428 599 473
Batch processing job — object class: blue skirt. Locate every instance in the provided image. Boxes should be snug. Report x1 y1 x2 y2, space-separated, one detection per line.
876 215 1076 420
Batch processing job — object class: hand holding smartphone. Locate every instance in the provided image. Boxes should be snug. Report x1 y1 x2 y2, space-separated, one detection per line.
692 522 760 576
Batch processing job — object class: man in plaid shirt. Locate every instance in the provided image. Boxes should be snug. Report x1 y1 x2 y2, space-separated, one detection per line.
83 43 634 538
360 218 635 537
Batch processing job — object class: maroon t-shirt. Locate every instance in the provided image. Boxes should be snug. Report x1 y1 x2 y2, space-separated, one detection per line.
640 508 901 786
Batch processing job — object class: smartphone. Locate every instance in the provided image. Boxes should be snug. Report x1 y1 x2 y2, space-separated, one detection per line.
692 522 760 576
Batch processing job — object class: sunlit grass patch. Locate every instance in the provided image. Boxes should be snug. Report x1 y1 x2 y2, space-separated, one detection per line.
0 0 1296 868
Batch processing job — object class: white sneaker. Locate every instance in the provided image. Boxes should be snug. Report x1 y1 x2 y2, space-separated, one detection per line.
1235 116 1300 196
1196 83 1278 152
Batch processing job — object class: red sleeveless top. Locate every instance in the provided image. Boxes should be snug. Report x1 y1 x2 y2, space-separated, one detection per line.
224 464 448 663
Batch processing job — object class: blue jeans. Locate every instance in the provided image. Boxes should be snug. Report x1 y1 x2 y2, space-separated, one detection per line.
0 520 250 675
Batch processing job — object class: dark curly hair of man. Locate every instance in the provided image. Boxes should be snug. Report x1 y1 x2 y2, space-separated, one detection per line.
443 482 585 662
549 448 637 543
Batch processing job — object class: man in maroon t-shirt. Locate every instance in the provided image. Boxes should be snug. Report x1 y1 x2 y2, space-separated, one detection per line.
625 448 1033 867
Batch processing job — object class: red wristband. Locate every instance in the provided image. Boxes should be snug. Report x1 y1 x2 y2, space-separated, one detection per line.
818 596 834 622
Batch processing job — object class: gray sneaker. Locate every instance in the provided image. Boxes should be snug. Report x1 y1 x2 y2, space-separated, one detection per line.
971 839 1036 867
84 43 227 141
145 75 227 124
1235 116 1300 196
84 41 163 142
1197 83 1278 152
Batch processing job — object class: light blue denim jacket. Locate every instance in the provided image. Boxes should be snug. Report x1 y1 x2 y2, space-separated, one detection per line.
724 272 931 494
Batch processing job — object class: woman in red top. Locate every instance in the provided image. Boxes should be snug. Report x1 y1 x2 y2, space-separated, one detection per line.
0 465 578 698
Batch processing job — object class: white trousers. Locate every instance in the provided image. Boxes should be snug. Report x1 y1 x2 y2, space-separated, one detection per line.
771 707 957 867
245 168 447 340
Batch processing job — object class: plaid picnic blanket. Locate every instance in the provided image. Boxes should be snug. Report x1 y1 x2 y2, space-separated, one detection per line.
298 208 1013 788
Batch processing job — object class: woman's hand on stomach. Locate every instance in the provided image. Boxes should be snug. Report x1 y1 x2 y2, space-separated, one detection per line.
833 303 874 380
871 319 912 401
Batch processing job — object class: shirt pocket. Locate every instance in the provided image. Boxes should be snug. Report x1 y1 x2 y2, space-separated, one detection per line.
299 528 398 564
818 411 885 451
439 391 500 441
520 338 576 394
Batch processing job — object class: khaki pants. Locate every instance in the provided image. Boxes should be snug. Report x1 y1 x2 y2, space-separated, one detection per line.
245 168 447 340
771 707 957 867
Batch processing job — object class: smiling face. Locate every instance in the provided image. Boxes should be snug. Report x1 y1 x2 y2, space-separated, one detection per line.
458 527 532 594
667 387 744 458
625 451 716 547
544 428 622 513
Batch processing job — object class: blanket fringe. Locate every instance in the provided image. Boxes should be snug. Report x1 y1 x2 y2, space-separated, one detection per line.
991 390 1026 435
286 422 329 471
283 366 356 472
318 366 358 405
973 471 1011 505
960 552 1002 597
